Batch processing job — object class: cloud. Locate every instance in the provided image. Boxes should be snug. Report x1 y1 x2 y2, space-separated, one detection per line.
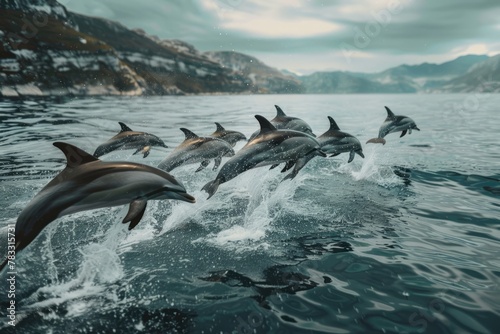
64 0 500 72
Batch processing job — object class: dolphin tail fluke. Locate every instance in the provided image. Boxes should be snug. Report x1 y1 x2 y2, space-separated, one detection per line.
202 179 221 199
122 200 147 230
357 151 365 159
269 164 280 170
366 138 386 145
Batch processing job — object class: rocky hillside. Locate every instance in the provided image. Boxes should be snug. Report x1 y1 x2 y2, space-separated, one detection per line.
205 51 303 94
1 1 498 96
435 55 500 93
0 0 294 97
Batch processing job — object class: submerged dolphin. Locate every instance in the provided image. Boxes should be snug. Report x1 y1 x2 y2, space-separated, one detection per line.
320 116 364 163
94 122 168 158
366 106 420 145
249 105 315 140
210 122 247 147
0 142 195 271
202 115 325 199
157 128 235 172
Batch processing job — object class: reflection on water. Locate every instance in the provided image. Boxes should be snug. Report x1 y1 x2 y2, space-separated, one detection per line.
0 95 499 333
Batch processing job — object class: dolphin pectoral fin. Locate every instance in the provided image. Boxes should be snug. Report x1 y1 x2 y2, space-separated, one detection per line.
348 151 355 163
142 147 151 158
329 153 341 158
269 164 280 170
122 200 147 230
213 157 222 171
408 129 412 135
202 179 221 199
366 138 386 145
400 130 407 138
196 160 210 172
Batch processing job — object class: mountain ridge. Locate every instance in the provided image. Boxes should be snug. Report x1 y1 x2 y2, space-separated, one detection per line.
1 0 499 96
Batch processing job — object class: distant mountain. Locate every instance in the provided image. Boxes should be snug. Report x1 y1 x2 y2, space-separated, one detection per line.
205 51 303 94
435 55 500 93
299 55 495 94
300 71 416 94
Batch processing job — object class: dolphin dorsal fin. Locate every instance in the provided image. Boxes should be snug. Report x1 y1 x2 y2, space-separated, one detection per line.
255 115 277 135
215 122 225 132
327 116 340 131
180 128 199 140
384 106 396 119
118 122 133 132
53 142 99 167
275 105 286 117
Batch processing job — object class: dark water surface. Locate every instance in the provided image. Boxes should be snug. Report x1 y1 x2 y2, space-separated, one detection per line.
0 94 499 333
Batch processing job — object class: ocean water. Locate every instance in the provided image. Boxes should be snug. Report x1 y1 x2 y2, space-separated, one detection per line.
0 94 499 333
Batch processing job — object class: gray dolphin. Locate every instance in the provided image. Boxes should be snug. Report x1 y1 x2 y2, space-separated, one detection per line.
0 142 195 271
278 116 364 181
157 128 235 172
210 122 247 147
94 122 168 158
249 105 316 140
202 115 325 199
366 106 420 145
320 116 364 163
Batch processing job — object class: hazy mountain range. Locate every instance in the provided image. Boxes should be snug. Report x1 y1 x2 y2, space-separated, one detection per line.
1 0 499 97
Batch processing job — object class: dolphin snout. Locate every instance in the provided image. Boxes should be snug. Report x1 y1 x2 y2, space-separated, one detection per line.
172 192 196 203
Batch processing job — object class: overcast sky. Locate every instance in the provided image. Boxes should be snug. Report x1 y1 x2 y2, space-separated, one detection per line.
64 0 500 74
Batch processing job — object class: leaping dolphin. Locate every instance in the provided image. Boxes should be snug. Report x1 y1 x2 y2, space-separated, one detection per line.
210 122 247 147
277 116 364 181
320 116 364 163
157 128 235 172
93 122 168 158
249 105 316 140
202 115 325 199
0 142 195 271
366 106 420 145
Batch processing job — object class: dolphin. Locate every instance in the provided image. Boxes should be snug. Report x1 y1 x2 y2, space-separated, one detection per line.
0 142 195 272
249 105 316 140
210 122 247 147
157 128 235 172
319 116 364 163
93 122 168 158
278 116 364 181
366 106 420 145
202 115 325 199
